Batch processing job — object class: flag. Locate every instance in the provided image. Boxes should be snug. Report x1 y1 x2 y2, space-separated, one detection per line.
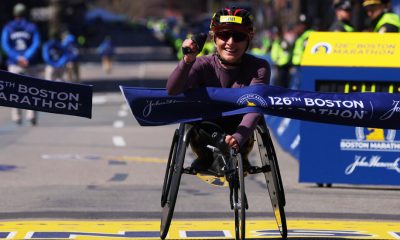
0 70 92 118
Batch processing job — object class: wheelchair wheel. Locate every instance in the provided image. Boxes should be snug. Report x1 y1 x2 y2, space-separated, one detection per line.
255 123 287 239
160 124 189 239
232 154 246 240
161 129 179 207
262 125 286 205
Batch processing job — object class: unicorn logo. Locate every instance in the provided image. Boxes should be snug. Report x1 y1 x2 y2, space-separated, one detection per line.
246 100 256 106
237 94 268 107
311 42 332 54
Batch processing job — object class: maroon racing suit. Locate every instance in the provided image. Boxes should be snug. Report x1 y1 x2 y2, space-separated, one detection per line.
167 53 271 150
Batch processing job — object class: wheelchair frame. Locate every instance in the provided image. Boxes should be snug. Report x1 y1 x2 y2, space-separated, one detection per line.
160 117 287 239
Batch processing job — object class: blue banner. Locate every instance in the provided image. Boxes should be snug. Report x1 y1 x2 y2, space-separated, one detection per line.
120 84 400 129
0 70 92 118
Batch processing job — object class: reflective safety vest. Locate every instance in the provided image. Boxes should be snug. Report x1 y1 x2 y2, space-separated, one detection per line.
292 30 313 66
374 12 400 32
342 22 355 32
270 39 290 66
198 41 215 56
250 47 266 56
175 38 184 60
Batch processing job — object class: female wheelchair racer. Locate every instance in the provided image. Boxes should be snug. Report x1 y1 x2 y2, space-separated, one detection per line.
166 7 270 172
162 7 287 239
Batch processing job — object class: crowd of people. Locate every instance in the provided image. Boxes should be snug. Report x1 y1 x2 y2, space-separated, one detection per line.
255 0 400 89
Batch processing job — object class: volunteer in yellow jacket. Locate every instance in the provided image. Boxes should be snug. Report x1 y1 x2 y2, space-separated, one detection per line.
363 0 400 32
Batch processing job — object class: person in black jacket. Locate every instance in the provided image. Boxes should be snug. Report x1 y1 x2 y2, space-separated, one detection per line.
330 0 355 32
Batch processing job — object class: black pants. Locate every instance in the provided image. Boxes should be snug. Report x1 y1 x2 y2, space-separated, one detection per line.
190 118 254 162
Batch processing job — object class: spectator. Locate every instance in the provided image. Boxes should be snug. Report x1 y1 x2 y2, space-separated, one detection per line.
61 27 80 83
96 36 114 74
330 0 355 32
290 14 314 89
42 30 69 81
270 26 292 88
292 14 314 67
1 3 41 126
363 0 400 32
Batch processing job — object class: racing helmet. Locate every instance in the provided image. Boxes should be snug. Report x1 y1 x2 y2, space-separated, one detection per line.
210 7 254 38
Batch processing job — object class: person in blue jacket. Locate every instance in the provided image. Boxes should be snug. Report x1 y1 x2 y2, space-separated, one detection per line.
1 3 41 126
42 30 69 81
61 28 80 82
96 36 114 74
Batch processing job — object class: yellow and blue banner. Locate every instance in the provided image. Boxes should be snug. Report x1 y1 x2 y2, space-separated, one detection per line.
299 32 400 186
120 84 400 129
302 32 400 68
0 70 92 118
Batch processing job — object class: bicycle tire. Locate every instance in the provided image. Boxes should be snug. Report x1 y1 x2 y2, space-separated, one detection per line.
256 123 287 239
232 154 246 240
160 124 188 239
161 129 179 207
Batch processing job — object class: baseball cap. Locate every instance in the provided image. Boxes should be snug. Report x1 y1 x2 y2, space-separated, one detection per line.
334 0 352 11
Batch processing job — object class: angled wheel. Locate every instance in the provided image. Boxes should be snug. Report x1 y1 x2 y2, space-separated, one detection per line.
160 124 190 239
262 125 286 205
232 154 246 240
161 129 179 207
256 122 287 239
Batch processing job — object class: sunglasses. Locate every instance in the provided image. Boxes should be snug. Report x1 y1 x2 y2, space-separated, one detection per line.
215 31 248 42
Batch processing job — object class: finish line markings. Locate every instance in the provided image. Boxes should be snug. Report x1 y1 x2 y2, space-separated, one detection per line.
0 220 398 239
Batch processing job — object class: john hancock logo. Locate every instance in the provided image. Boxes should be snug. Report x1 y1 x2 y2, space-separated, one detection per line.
237 94 268 108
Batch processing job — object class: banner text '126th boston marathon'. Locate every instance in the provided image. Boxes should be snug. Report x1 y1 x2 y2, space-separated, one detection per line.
0 70 92 118
120 84 400 129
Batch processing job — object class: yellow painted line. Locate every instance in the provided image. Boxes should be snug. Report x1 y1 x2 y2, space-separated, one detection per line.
0 220 398 239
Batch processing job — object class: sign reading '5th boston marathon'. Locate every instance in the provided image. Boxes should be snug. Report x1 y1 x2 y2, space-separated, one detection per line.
0 70 92 118
120 84 400 129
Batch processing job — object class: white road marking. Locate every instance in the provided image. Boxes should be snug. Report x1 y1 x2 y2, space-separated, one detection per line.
138 63 146 78
113 120 124 128
118 110 128 117
117 104 128 119
113 136 126 147
92 96 107 104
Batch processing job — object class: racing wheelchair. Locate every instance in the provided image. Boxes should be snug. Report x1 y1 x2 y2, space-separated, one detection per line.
160 116 287 239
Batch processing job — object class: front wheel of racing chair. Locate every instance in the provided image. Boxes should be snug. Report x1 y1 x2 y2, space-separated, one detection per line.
201 128 247 240
160 123 193 239
254 117 287 239
160 121 248 240
231 152 246 239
